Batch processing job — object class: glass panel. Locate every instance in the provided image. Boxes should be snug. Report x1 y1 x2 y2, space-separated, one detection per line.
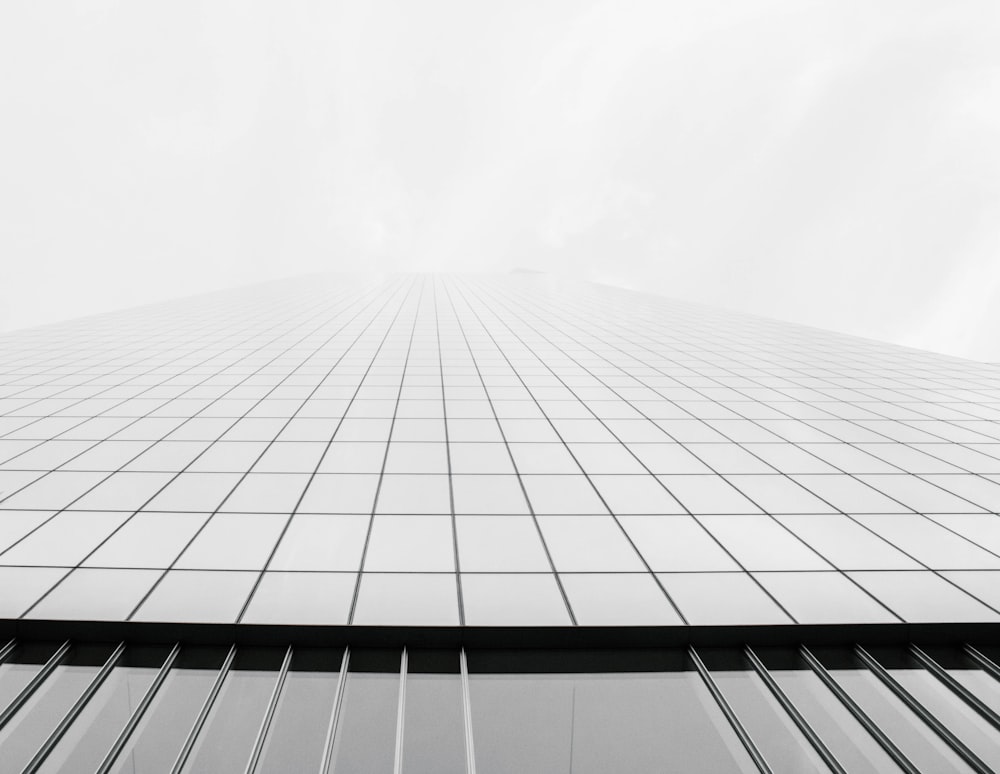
0 644 114 774
255 649 343 774
872 646 1000 771
401 651 466 774
179 648 283 774
468 651 759 774
761 649 905 774
330 650 401 774
108 647 227 774
37 646 167 774
0 642 61 714
707 655 830 774
817 648 976 773
922 645 1000 716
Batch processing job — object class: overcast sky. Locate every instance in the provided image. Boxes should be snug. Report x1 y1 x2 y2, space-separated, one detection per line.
1 0 998 360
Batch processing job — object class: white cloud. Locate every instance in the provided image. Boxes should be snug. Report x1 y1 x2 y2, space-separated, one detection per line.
0 0 997 360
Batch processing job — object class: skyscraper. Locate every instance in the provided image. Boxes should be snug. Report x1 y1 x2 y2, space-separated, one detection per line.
1 275 999 772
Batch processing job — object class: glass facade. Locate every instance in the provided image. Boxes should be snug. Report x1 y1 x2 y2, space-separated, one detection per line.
0 638 997 773
2 274 1000 770
0 275 999 627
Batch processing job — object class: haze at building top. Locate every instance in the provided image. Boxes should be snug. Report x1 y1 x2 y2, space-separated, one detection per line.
1 0 999 361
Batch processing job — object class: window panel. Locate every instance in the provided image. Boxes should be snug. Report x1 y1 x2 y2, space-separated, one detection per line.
175 513 286 570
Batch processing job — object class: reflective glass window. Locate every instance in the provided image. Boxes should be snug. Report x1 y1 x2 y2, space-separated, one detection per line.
468 652 759 774
255 648 343 774
330 650 401 774
180 648 284 774
108 647 227 774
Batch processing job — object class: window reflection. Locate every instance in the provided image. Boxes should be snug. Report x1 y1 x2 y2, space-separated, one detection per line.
330 650 402 774
38 646 167 774
402 651 466 774
0 644 114 774
108 647 227 774
814 648 976 774
255 649 342 774
180 648 283 774
467 651 758 774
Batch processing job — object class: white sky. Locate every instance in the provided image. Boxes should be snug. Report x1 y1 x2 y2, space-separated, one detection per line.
1 0 998 360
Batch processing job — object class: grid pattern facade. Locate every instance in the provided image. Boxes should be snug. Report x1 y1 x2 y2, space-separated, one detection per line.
1 274 1000 627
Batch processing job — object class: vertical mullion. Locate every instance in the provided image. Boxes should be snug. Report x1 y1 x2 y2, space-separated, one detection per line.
798 646 919 774
743 646 844 774
964 645 1000 682
22 641 126 774
854 645 992 774
95 642 181 774
0 640 71 731
459 648 476 774
318 648 351 774
169 644 237 774
393 648 408 774
687 646 773 774
909 645 1000 732
244 645 293 774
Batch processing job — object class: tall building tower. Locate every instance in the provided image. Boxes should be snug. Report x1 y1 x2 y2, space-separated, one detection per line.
1 275 999 773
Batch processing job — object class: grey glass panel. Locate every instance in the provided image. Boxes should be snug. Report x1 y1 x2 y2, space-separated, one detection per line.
826 659 976 773
330 651 402 774
108 647 226 774
468 665 758 774
882 653 1000 771
256 649 342 774
710 670 830 774
0 644 113 774
769 665 904 774
37 647 166 774
0 642 60 714
401 652 466 774
937 651 1000 716
180 648 283 774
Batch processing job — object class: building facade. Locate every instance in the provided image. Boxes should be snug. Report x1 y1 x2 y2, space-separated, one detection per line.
0 275 999 772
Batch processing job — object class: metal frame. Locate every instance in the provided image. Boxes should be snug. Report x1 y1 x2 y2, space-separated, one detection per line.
0 640 70 731
21 642 125 774
688 645 774 774
244 645 293 774
169 644 237 774
964 644 1000 682
743 645 847 774
459 648 477 774
855 644 993 774
798 645 920 774
96 642 181 774
909 645 1000 732
318 648 350 774
0 633 998 774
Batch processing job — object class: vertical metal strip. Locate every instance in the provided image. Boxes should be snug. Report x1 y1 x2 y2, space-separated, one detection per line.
964 645 1000 683
393 649 408 774
854 645 992 774
909 645 1000 732
687 645 774 774
0 640 71 731
798 646 920 774
244 645 293 774
22 641 126 774
169 644 237 774
743 646 845 774
95 642 181 774
318 648 350 774
459 648 476 774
